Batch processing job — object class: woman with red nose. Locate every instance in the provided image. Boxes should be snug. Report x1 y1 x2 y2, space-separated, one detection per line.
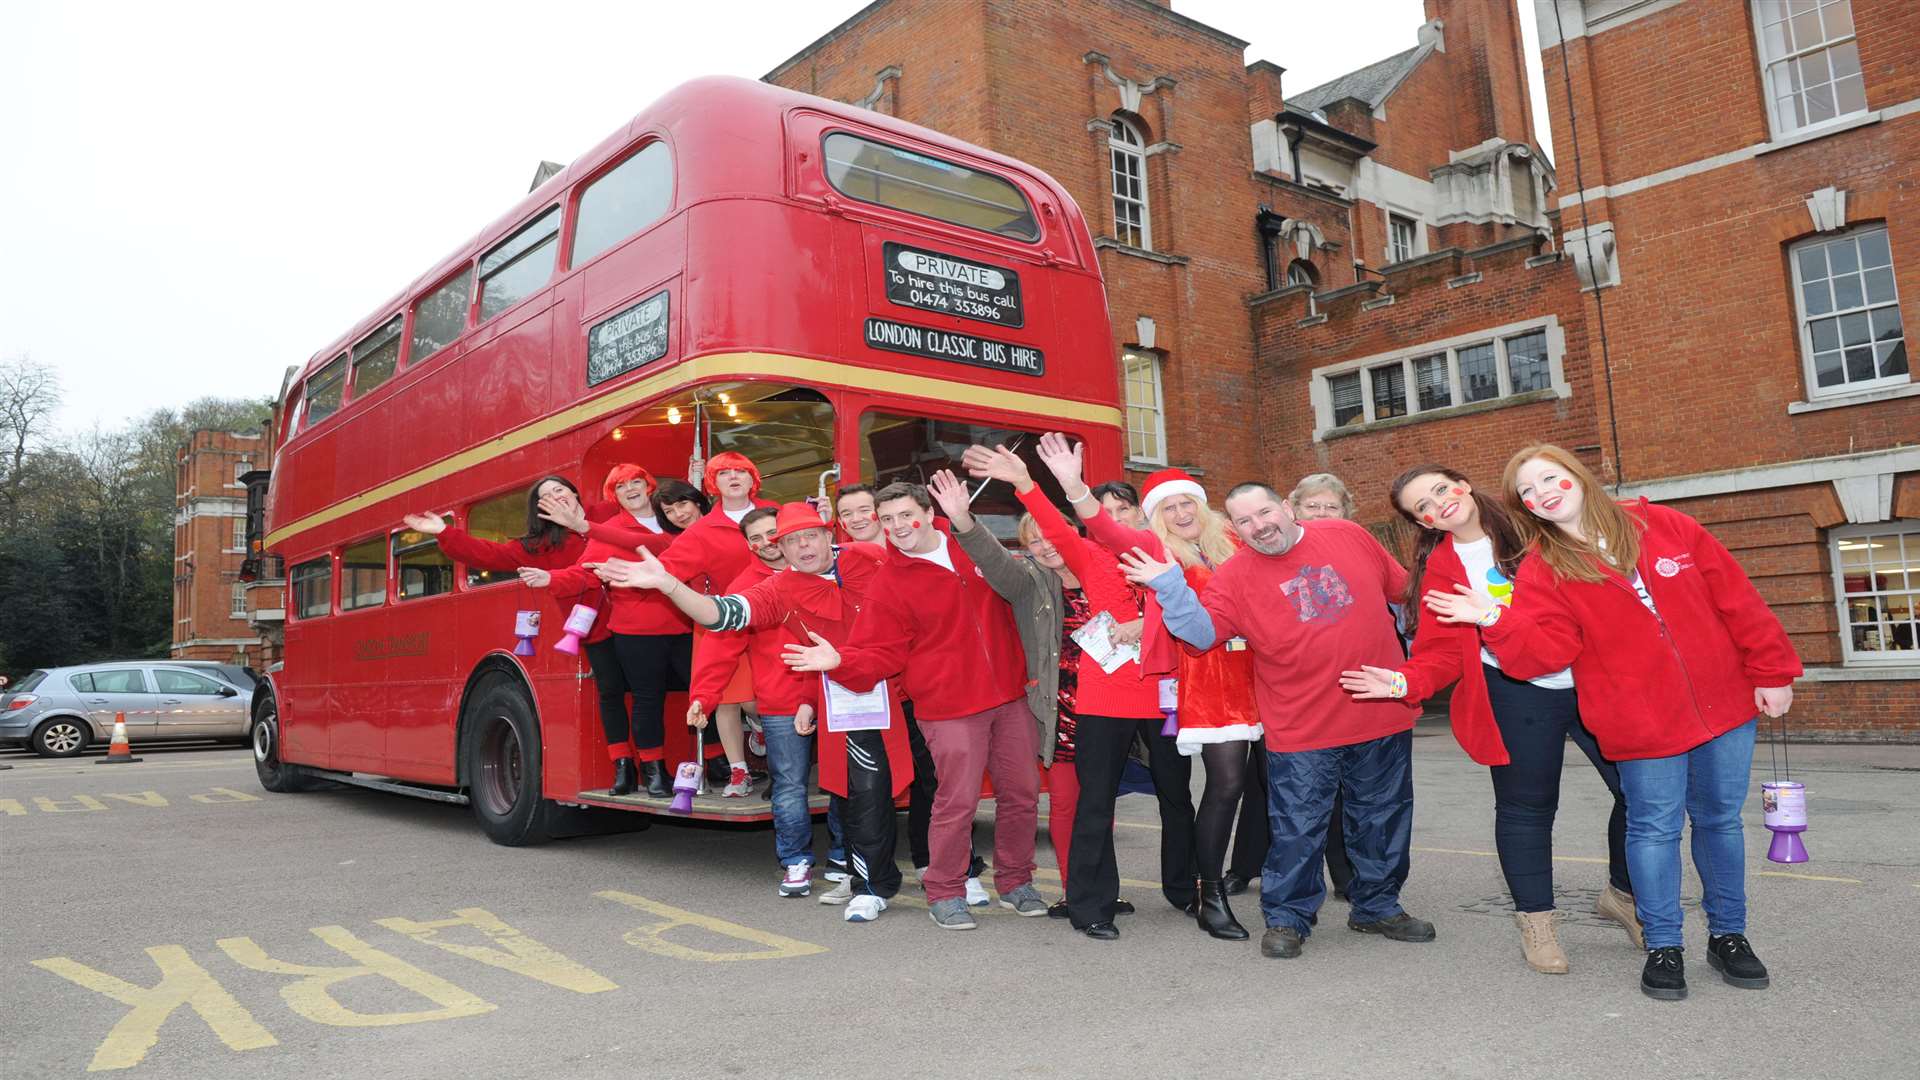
1425 444 1800 1001
1339 464 1640 975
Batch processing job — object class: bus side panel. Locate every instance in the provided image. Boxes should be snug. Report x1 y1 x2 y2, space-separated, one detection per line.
332 394 391 509
279 616 330 766
682 200 839 360
463 298 556 449
386 344 469 490
328 604 389 772
531 665 591 802
381 589 461 783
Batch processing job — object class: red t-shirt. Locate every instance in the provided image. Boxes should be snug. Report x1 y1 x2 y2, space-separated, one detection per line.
1196 519 1416 752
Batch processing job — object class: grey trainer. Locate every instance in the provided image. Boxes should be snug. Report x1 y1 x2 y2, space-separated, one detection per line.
999 883 1049 916
929 897 978 930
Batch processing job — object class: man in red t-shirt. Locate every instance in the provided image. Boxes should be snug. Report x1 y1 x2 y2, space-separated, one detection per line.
1124 482 1434 960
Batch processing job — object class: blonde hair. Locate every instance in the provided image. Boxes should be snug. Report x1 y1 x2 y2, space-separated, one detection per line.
1153 497 1238 569
1501 444 1640 585
1016 513 1042 548
1289 473 1355 519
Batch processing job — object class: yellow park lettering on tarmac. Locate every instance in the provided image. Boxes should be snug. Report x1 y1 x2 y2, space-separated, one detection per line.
596 890 828 963
190 787 262 804
217 925 495 1027
374 907 618 995
31 946 277 1073
34 794 109 813
0 798 25 816
103 791 169 807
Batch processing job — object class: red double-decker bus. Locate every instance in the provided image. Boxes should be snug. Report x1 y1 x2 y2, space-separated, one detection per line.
253 76 1124 845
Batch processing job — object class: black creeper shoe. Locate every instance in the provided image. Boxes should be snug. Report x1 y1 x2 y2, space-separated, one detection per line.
1641 946 1688 1000
1706 933 1771 989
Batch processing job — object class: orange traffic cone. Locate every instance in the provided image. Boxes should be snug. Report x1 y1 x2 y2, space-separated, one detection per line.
95 711 143 765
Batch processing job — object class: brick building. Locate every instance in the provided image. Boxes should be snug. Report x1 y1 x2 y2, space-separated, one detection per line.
1537 0 1919 739
765 0 1916 738
172 428 275 668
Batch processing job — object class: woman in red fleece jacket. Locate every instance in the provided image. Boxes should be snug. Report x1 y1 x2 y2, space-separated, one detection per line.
1339 464 1641 975
1427 444 1801 1003
405 475 658 795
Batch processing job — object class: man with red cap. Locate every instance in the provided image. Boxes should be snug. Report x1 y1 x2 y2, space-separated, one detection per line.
782 481 1047 931
596 503 914 921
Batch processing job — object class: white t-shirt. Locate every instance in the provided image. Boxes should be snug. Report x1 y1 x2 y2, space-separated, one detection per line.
627 511 663 533
1595 536 1659 616
723 504 752 524
1452 535 1574 690
903 531 955 573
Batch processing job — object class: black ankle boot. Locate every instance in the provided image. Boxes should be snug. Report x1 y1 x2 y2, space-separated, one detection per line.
641 760 670 798
1196 878 1249 941
611 758 638 796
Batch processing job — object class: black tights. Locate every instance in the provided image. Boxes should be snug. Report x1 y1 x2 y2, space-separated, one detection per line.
1196 741 1255 879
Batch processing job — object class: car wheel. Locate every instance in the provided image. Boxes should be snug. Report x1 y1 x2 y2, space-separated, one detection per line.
31 717 90 758
463 673 561 847
250 693 320 793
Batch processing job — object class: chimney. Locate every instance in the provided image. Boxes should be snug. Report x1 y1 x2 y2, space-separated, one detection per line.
1424 0 1538 149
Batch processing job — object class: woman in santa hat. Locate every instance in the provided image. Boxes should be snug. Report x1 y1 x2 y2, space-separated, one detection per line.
1034 433 1261 941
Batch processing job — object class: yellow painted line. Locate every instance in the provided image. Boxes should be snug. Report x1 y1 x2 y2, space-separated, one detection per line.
265 350 1124 549
1414 845 1609 865
1754 870 1862 884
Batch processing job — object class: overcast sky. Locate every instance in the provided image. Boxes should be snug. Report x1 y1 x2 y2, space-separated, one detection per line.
0 0 1551 435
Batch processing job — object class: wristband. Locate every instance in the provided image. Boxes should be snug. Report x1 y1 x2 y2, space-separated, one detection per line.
1065 485 1093 504
1387 671 1408 699
665 579 682 599
1476 604 1503 628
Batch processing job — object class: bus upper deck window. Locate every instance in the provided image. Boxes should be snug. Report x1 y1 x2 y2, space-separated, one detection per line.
572 142 672 267
351 315 403 398
410 267 473 365
302 356 347 429
478 208 560 323
822 132 1039 242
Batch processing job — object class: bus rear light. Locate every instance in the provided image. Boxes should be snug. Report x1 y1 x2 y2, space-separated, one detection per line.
7 695 36 710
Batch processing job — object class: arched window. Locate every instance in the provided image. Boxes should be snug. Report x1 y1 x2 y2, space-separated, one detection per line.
1109 116 1151 250
1287 259 1317 287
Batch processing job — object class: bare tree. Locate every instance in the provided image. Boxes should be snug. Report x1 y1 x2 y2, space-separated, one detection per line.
0 355 63 527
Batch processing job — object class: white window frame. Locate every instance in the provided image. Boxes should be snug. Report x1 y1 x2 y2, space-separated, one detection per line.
1109 117 1152 251
1789 225 1907 400
1308 316 1570 440
1751 0 1867 139
1387 212 1418 263
1121 347 1168 465
231 582 249 619
230 516 246 551
1830 521 1920 665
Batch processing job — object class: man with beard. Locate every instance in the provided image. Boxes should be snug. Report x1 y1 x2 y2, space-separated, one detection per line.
1118 482 1434 961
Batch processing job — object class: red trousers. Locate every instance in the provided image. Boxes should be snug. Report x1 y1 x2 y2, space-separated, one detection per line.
918 700 1039 903
1046 759 1078 887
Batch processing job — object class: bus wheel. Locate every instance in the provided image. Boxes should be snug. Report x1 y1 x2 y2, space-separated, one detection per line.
251 693 320 793
463 674 557 846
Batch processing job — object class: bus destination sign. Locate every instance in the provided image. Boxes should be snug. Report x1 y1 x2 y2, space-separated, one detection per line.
883 242 1023 327
587 290 670 386
863 317 1044 377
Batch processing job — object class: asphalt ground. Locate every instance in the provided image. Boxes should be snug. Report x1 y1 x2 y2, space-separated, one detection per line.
2 727 1916 1080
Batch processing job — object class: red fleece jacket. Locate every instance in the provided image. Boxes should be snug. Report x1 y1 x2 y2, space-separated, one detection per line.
654 501 779 593
688 559 784 711
830 522 1029 722
544 521 685 637
1399 538 1512 766
1481 500 1802 761
1016 486 1157 719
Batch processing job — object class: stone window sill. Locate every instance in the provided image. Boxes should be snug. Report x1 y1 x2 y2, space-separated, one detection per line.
1786 381 1920 414
1319 388 1564 442
1796 665 1920 682
1093 237 1190 265
1756 110 1881 156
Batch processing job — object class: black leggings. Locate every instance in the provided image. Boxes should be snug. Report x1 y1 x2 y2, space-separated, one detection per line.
1197 741 1256 879
608 632 694 756
582 639 631 754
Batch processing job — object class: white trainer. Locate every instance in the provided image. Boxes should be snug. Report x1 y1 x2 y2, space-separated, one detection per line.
818 877 854 905
844 895 887 923
778 862 811 898
965 876 991 908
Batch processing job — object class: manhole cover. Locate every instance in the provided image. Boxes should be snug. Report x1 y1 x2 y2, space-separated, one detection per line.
1455 885 1696 928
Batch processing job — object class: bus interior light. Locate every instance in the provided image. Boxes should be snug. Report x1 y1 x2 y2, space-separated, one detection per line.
726 404 738 417
666 406 682 425
612 428 625 440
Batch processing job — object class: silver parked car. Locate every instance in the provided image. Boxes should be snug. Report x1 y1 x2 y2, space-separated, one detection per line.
0 661 256 757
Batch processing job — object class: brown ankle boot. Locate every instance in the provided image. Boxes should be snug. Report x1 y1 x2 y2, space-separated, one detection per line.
1594 884 1646 950
1515 910 1569 974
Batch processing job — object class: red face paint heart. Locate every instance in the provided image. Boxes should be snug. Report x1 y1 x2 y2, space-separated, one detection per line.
911 521 922 529
1449 487 1463 496
1558 479 1573 491
1421 514 1435 524
1524 499 1536 509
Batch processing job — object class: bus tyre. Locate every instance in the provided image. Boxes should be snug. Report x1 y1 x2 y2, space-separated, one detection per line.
463 674 559 847
251 694 320 793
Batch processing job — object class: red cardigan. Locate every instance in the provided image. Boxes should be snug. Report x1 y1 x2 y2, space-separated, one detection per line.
831 522 1029 722
1016 487 1157 719
1482 500 1802 761
545 522 686 637
1399 538 1514 766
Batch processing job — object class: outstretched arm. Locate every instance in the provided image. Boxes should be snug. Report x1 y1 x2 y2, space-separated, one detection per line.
591 548 721 626
1120 548 1218 650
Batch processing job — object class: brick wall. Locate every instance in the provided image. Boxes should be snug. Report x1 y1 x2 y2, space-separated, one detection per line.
172 430 268 667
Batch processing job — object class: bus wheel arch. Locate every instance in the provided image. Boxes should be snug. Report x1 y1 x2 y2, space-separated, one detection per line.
250 687 322 793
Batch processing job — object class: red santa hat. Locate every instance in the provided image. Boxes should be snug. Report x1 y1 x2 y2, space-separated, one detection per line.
771 502 832 543
601 463 656 502
1139 468 1206 519
703 451 762 497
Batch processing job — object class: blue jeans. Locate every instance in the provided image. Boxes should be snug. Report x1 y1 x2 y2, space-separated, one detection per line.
1262 731 1413 937
760 714 815 868
1614 718 1757 949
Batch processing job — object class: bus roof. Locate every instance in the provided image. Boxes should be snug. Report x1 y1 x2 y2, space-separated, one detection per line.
297 75 1089 384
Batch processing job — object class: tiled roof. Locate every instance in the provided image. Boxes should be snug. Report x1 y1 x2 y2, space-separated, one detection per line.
1286 44 1427 114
